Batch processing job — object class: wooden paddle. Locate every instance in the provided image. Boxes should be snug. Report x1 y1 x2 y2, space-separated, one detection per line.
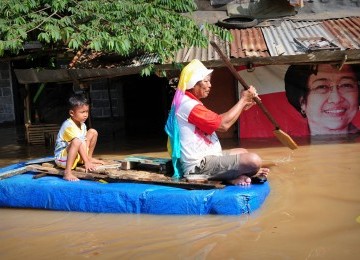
210 41 298 150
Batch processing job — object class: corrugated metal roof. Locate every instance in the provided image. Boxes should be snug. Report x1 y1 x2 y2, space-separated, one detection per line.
323 17 360 50
261 19 336 56
173 17 360 64
259 17 360 57
172 29 229 64
229 28 269 58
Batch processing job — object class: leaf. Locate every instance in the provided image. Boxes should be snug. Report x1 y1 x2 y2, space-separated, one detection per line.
38 32 50 43
0 41 4 56
68 38 80 49
141 65 154 76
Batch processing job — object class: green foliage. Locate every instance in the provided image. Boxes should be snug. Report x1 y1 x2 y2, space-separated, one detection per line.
0 0 230 72
141 64 154 77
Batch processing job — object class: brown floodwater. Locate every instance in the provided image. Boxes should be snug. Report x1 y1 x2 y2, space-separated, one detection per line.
1 125 360 259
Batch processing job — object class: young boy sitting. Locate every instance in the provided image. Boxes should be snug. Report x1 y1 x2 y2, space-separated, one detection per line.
54 93 104 181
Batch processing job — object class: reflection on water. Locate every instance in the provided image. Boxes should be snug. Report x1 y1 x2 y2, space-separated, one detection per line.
1 125 360 259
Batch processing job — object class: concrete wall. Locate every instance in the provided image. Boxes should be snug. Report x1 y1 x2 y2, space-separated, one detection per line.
90 79 124 119
0 62 15 124
0 63 125 125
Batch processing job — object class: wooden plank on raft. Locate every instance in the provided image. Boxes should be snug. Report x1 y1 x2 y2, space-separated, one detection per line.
24 157 55 165
25 162 225 190
1 157 225 189
123 156 174 175
0 167 28 180
27 164 96 180
0 158 56 180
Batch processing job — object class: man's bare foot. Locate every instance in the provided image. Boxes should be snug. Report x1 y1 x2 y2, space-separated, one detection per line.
255 168 270 178
63 172 79 182
230 175 252 186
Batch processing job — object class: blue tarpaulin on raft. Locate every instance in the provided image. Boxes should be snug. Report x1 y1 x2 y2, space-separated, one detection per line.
0 160 270 215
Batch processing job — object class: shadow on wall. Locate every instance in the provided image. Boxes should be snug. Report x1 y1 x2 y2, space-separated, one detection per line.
36 83 73 125
122 74 170 137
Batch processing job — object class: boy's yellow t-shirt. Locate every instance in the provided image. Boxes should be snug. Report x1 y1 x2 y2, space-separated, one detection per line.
54 118 87 159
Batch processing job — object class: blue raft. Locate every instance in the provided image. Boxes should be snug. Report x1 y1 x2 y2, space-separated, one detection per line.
0 158 270 215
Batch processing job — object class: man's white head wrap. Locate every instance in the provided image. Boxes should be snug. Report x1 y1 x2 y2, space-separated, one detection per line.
177 59 213 91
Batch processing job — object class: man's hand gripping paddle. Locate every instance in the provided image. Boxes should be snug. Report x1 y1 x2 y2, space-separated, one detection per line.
210 41 298 150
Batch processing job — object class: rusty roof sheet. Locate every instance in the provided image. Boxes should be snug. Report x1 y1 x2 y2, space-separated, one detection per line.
173 17 360 63
229 28 269 58
322 17 360 50
257 17 360 57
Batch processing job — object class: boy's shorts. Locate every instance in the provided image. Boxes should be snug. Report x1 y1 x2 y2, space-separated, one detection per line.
55 148 83 169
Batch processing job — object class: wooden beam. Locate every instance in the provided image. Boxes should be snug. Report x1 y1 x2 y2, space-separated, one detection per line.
13 49 360 84
14 65 147 84
212 49 360 67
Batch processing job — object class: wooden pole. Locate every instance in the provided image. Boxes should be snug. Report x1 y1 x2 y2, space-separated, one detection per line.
24 84 31 124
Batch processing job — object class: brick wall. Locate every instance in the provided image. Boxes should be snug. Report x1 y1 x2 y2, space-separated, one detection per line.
0 62 15 124
90 79 124 119
0 64 124 125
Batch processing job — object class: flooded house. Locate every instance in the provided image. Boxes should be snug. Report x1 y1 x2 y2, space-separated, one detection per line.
0 0 359 146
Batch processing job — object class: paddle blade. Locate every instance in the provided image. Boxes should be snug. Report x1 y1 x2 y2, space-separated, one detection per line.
273 129 298 150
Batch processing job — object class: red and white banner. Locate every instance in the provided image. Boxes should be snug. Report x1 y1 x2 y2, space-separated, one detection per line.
237 65 360 138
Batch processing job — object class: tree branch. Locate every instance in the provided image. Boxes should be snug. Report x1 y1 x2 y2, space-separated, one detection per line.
26 11 58 34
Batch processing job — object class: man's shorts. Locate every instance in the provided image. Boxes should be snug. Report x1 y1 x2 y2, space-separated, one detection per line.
191 152 243 181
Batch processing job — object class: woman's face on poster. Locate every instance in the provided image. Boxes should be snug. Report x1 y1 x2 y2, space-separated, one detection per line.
301 64 359 134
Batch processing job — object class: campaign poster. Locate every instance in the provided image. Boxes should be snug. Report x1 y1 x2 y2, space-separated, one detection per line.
238 64 360 138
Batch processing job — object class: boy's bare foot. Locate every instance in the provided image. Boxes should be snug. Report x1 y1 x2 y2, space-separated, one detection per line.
230 175 252 186
63 171 79 182
90 158 105 165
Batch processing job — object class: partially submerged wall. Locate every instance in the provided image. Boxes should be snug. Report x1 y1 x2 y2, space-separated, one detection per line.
0 62 15 124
